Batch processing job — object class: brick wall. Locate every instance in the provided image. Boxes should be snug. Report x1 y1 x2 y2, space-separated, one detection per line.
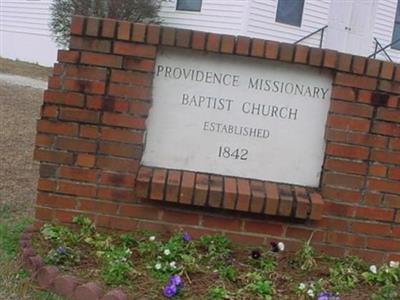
34 15 400 262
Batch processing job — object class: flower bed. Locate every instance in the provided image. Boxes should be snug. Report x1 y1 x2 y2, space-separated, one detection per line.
20 217 400 300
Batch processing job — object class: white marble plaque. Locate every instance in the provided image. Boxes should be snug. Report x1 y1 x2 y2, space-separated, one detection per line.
141 48 332 187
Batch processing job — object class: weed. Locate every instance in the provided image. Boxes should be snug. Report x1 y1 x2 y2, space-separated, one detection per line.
291 239 317 271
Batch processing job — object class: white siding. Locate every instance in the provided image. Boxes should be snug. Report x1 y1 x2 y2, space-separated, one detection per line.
372 0 400 62
0 0 58 66
246 0 331 48
159 0 249 35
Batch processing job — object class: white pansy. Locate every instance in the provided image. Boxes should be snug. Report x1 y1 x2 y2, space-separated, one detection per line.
389 261 399 268
149 236 156 241
125 249 132 255
307 289 315 298
155 263 162 270
164 249 171 256
277 242 285 252
169 261 176 268
369 265 377 274
298 283 306 290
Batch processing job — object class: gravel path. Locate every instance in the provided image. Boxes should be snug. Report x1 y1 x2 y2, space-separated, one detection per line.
0 76 44 215
0 73 47 90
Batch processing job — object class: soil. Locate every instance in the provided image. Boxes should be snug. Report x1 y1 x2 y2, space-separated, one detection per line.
0 57 52 81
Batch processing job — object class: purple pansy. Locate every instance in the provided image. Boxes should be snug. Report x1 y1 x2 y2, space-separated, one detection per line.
169 274 182 287
163 283 177 298
182 232 191 242
56 246 66 254
251 249 261 259
317 292 340 300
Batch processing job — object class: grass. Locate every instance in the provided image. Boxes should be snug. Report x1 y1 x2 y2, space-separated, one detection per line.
0 57 52 81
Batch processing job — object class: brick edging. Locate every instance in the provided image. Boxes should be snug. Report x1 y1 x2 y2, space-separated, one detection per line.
20 226 127 300
136 166 324 220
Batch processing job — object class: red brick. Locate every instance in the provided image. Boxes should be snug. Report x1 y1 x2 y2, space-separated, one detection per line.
180 172 196 205
323 49 337 68
327 232 365 247
192 31 206 50
369 164 387 177
64 79 105 95
110 69 152 86
294 187 309 219
368 178 400 194
162 209 199 225
371 150 400 164
279 43 294 62
60 108 99 124
203 215 241 231
102 112 145 129
119 205 159 220
42 105 58 118
70 36 111 53
352 56 366 74
325 158 367 175
265 41 279 59
85 17 100 36
99 172 135 187
131 23 146 42
380 61 394 80
37 193 76 209
99 142 140 158
70 15 84 35
150 169 167 200
96 157 138 173
363 193 381 206
108 83 151 100
129 101 150 116
37 178 57 192
236 36 250 56
356 206 394 222
326 143 369 160
57 50 80 63
330 100 373 118
100 127 142 144
389 138 400 150
294 45 308 64
124 57 155 72
327 114 370 132
372 121 400 137
48 76 61 89
65 65 107 81
220 35 235 54
367 238 400 251
161 27 176 46
43 90 85 107
249 39 264 58
206 33 221 52
223 177 237 210
114 42 156 58
194 174 208 206
236 179 250 211
309 48 323 66
74 282 103 300
249 180 265 213
366 59 381 77
34 149 73 164
347 132 387 148
352 221 391 236
389 167 400 180
244 220 284 236
278 185 293 217
323 172 364 189
135 167 152 198
117 21 131 40
208 175 223 208
335 73 377 90
97 187 134 202
331 86 356 101
35 207 53 221
165 170 181 202
337 53 352 72
56 137 96 153
321 186 361 203
76 154 96 167
81 52 122 68
79 125 98 139
176 29 191 48
59 181 96 197
265 182 279 215
376 107 400 122
101 19 117 38
37 120 78 136
146 24 160 44
35 134 54 147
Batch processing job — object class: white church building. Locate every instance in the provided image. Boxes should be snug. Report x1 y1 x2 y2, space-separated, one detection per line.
1 0 400 66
